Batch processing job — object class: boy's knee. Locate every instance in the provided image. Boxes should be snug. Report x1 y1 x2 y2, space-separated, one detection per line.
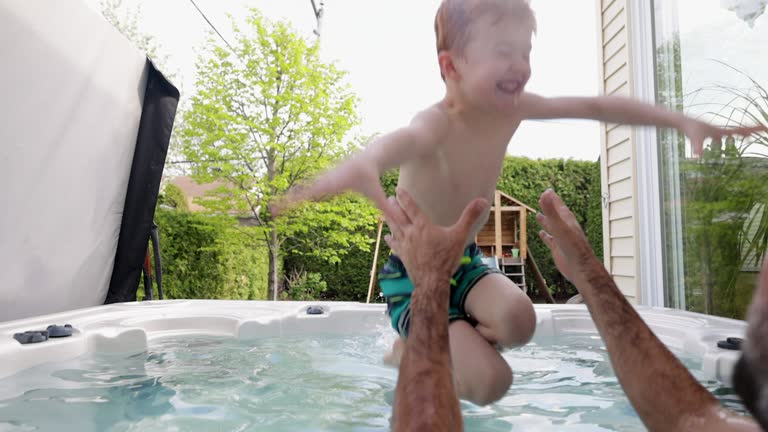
463 359 512 406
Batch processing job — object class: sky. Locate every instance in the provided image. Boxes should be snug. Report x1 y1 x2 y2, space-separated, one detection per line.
83 0 603 161
670 0 768 120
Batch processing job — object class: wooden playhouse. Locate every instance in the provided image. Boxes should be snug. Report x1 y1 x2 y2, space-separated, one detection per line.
475 190 554 303
366 190 554 303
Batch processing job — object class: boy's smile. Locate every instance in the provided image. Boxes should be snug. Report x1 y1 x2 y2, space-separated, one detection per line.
496 79 524 96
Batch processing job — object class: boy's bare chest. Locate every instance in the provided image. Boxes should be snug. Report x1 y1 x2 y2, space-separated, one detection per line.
431 132 509 189
398 131 511 227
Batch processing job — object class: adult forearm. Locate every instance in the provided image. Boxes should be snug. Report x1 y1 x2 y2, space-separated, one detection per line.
393 275 462 432
576 259 718 431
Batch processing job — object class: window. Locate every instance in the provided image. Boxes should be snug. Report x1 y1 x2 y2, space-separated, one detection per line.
653 0 768 318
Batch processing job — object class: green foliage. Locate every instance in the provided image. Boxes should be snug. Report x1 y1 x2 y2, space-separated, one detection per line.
279 195 380 264
680 154 768 318
150 208 269 300
281 270 327 301
496 156 603 298
99 0 175 80
679 65 768 318
659 63 768 319
180 9 375 297
159 183 189 212
99 0 187 178
585 160 605 263
285 157 603 301
283 236 389 302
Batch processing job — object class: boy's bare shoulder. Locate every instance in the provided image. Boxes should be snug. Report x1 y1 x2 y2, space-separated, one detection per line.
408 104 451 142
413 104 450 124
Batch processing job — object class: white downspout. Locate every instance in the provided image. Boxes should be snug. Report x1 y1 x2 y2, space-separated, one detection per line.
629 0 667 307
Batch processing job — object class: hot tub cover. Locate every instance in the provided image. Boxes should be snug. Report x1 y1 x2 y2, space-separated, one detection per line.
0 1 179 322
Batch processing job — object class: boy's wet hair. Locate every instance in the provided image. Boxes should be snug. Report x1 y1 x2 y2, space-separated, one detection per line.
434 0 537 79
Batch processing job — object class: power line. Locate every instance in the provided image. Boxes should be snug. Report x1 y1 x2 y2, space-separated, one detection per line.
187 1 585 130
188 0 237 55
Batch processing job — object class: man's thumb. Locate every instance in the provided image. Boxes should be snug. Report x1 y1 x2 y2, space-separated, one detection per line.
454 198 489 236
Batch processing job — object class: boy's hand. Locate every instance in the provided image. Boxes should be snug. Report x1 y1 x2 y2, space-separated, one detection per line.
682 120 766 157
271 159 399 222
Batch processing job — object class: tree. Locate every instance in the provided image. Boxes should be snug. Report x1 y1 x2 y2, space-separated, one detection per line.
99 0 187 177
181 10 377 300
99 0 171 75
152 208 269 301
159 183 190 212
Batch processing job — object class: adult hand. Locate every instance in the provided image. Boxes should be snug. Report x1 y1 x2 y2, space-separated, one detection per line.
737 256 768 429
745 258 768 366
384 187 489 284
536 189 600 287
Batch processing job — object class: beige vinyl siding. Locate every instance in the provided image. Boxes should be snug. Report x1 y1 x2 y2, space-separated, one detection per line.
598 0 640 302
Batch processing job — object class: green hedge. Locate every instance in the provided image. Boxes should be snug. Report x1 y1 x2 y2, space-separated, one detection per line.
283 157 603 301
679 152 768 319
146 208 269 300
159 183 190 212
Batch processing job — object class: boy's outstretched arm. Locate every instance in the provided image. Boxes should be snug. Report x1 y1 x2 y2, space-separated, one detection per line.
272 109 445 221
519 93 767 156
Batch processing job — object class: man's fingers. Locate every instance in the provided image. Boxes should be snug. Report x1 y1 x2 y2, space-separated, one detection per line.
386 221 405 247
539 190 566 228
384 234 401 256
389 196 410 225
756 253 768 301
383 195 411 233
370 186 405 227
384 197 407 241
395 188 422 225
548 190 581 227
536 211 551 233
539 230 559 255
453 198 489 238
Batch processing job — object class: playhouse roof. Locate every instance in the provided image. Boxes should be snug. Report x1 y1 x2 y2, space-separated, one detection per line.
495 190 537 213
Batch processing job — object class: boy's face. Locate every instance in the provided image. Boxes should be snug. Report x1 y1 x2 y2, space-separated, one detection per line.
451 14 533 111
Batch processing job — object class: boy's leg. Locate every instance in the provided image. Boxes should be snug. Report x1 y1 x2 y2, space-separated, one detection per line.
449 320 512 406
383 337 405 367
464 273 536 348
384 321 511 405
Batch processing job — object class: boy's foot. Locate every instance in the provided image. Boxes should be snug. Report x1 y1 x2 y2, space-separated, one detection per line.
383 338 405 367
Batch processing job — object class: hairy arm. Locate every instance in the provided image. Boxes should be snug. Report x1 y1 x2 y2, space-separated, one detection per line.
537 190 758 432
387 189 486 432
393 274 462 432
577 264 755 431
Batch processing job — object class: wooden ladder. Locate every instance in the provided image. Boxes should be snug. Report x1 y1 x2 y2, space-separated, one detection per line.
500 258 527 292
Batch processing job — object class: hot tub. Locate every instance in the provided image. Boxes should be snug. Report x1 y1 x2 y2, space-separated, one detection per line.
0 301 748 431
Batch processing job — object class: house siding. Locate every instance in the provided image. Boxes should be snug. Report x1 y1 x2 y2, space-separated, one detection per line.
597 0 640 302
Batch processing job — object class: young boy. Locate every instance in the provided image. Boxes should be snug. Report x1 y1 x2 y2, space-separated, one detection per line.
275 0 764 406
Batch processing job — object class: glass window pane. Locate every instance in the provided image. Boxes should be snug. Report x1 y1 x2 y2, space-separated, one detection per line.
654 0 768 318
